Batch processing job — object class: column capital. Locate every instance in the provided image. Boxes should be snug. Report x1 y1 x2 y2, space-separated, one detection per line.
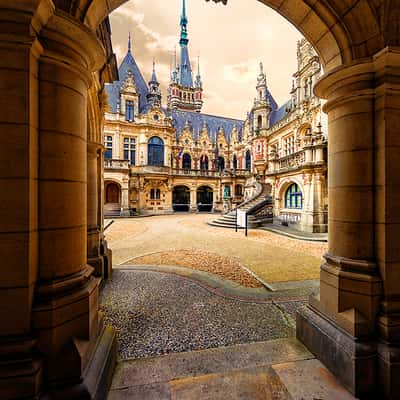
39 11 106 87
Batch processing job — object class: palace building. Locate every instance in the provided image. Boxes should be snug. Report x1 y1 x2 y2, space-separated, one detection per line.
103 0 328 233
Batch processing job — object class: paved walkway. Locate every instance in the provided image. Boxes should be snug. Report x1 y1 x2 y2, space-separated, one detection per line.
105 214 327 284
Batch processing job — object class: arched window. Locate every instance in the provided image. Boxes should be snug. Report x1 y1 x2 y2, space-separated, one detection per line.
257 115 262 129
285 183 303 209
156 189 161 200
150 189 155 200
245 150 251 171
200 154 209 171
148 136 164 166
235 184 243 196
217 156 225 172
182 153 191 170
233 154 238 170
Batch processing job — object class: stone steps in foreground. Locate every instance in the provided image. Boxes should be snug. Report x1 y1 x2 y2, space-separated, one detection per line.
107 337 356 400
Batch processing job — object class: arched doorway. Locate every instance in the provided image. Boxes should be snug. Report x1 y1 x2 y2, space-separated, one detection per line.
182 153 191 170
172 185 190 212
105 182 120 204
245 150 251 171
197 186 213 212
148 136 164 166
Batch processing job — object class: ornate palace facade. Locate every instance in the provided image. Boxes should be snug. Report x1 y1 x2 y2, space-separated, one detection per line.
104 0 328 232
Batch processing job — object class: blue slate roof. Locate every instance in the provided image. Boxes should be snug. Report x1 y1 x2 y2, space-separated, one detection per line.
105 47 149 113
269 100 292 126
169 109 244 143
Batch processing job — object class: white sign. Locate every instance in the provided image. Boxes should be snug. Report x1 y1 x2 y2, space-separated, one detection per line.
237 209 247 228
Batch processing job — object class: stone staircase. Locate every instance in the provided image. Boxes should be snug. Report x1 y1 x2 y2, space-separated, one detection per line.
209 182 273 229
104 203 121 218
107 338 356 400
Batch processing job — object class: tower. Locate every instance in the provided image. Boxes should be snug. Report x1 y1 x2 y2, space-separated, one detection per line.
252 62 272 133
147 61 162 107
167 0 203 113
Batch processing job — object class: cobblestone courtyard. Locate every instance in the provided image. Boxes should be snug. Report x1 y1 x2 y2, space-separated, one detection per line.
101 215 326 360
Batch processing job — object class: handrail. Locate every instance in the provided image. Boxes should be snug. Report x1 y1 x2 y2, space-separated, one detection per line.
247 196 273 216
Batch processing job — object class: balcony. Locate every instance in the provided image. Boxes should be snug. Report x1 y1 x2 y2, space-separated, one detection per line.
105 162 252 179
104 159 130 170
278 150 306 171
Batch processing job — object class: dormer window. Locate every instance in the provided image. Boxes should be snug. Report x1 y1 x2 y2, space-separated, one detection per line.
126 100 134 122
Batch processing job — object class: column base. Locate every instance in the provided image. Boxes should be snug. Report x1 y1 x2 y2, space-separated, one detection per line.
41 324 117 400
296 305 379 399
120 208 131 217
101 240 113 280
378 341 400 399
0 337 43 399
88 256 105 278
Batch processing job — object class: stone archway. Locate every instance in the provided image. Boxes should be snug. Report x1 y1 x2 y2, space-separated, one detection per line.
1 1 399 399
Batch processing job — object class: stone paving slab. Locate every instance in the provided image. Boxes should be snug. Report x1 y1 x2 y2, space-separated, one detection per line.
273 359 356 400
107 338 357 400
110 338 311 389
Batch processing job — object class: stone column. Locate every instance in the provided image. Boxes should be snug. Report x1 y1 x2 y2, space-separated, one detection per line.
99 146 113 278
87 142 104 277
296 53 400 397
120 182 130 216
374 48 400 399
0 6 44 398
31 14 115 398
190 187 197 212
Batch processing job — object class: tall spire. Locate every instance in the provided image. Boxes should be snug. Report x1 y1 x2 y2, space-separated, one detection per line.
180 0 188 45
195 55 202 88
150 60 158 83
178 0 193 87
128 32 131 53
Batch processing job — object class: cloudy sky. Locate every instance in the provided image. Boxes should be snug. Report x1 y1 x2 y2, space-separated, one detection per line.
109 0 302 120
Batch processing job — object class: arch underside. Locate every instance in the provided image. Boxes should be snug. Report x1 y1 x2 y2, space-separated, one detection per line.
83 0 383 73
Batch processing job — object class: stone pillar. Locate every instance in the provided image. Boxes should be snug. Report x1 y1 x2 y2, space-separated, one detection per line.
32 13 115 399
99 146 113 278
297 51 400 398
300 173 314 232
120 183 130 216
87 142 104 277
0 6 43 398
190 187 197 212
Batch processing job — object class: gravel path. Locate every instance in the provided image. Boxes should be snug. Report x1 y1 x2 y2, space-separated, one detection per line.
100 270 297 360
126 249 262 288
106 214 326 283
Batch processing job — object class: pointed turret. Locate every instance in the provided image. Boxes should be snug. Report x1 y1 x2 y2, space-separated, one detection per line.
147 61 162 107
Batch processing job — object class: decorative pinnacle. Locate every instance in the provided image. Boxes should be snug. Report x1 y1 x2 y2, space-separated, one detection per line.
128 32 131 53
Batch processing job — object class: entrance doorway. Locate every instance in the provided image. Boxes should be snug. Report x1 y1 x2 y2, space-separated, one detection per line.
106 182 120 204
173 185 190 212
197 186 213 212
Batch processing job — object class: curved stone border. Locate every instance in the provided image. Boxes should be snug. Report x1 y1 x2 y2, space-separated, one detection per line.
114 265 310 303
